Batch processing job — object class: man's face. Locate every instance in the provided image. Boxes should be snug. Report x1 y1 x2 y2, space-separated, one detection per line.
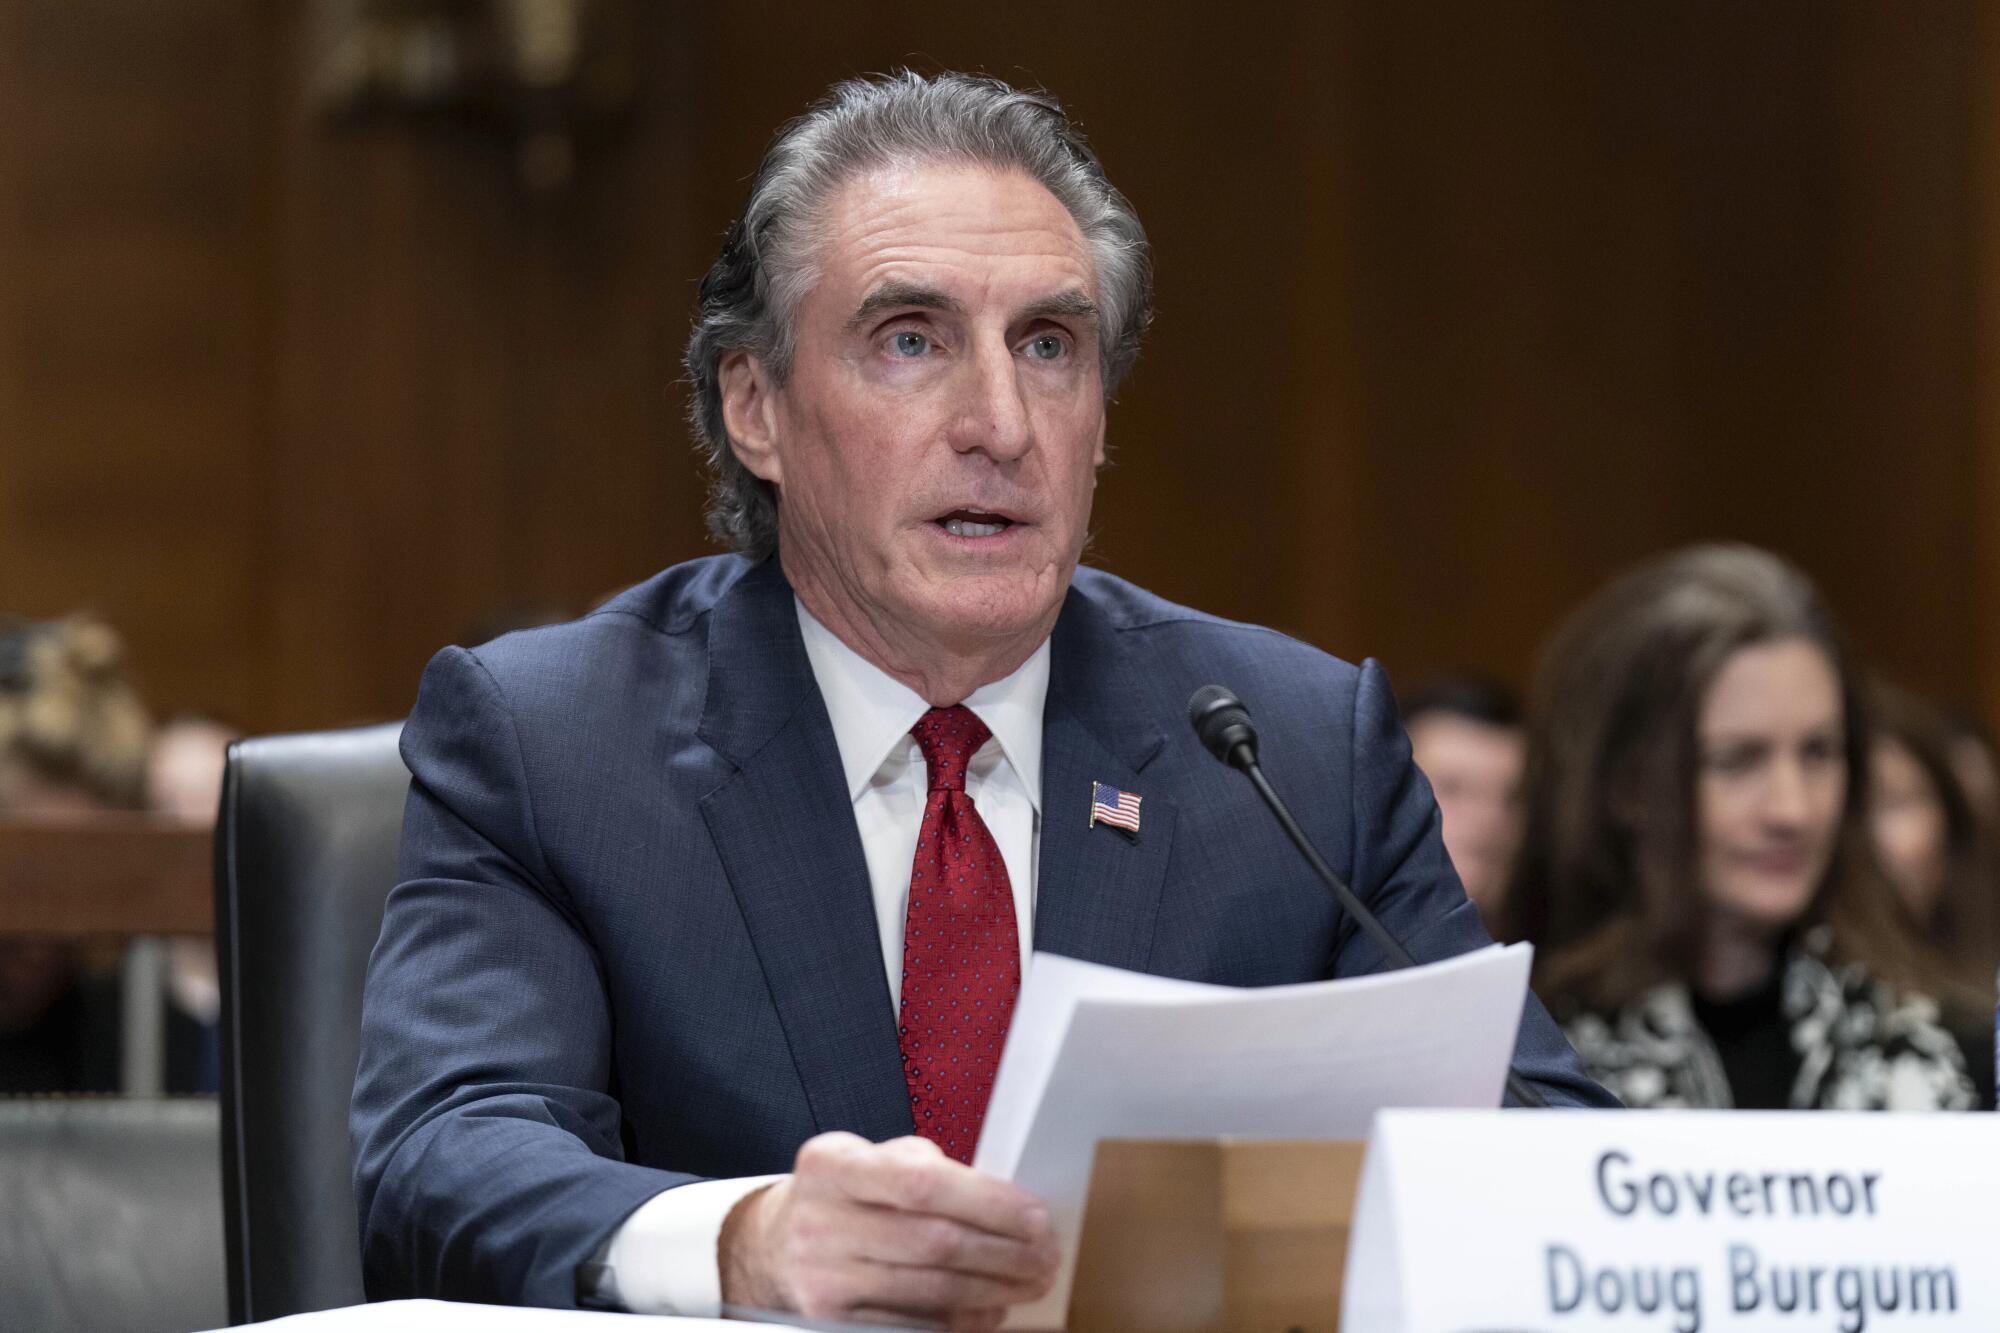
728 162 1107 665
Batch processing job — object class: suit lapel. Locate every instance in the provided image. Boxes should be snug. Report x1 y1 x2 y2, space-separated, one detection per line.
698 560 914 1143
1032 584 1175 972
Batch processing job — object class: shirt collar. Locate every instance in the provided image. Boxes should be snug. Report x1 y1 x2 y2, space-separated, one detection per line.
794 599 1048 812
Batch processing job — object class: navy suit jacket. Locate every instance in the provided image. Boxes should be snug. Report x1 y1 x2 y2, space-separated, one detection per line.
350 555 1613 1306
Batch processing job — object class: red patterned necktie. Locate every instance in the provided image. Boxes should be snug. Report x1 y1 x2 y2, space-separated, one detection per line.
899 705 1021 1164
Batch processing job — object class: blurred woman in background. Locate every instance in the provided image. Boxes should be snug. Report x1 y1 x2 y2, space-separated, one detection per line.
1868 681 2000 995
0 616 151 1092
1501 545 1988 1110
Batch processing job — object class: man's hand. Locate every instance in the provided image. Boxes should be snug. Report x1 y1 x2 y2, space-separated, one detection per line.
719 1132 1059 1330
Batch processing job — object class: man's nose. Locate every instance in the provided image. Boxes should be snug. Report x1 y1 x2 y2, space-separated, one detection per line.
949 339 1034 462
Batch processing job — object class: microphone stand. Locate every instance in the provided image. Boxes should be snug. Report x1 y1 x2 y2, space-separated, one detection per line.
1193 687 1549 1110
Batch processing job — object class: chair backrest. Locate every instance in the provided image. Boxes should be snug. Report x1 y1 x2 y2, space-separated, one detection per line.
0 1096 227 1333
215 723 406 1325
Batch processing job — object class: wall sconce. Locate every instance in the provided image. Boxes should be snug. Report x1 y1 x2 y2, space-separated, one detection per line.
308 0 635 192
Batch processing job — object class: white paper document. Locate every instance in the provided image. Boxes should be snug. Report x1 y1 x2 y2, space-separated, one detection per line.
223 1298 957 1332
213 1297 788 1330
971 943 1535 1329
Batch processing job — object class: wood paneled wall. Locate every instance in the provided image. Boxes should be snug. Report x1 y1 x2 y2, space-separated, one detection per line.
1 0 274 722
1 1 1996 732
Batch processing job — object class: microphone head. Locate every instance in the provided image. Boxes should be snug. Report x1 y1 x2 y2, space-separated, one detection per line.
1188 684 1259 770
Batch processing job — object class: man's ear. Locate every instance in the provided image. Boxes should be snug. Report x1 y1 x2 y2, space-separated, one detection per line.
1092 413 1108 470
719 351 783 485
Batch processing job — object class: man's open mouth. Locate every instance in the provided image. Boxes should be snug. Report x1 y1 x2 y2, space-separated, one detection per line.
935 508 1015 538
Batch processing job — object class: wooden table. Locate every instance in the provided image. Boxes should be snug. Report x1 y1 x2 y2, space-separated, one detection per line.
0 815 213 934
0 816 217 1092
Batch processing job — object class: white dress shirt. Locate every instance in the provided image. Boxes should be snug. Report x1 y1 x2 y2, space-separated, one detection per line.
602 599 1048 1315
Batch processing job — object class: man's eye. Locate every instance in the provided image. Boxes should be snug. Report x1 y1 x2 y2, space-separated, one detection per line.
1026 334 1067 361
891 330 930 357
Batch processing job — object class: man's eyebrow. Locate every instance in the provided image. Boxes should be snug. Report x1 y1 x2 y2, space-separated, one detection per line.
845 281 964 331
1021 290 1100 324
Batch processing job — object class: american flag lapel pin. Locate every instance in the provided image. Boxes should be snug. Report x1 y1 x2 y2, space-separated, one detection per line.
1090 781 1142 835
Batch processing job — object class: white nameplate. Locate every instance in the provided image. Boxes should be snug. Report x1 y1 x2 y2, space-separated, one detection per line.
1343 1108 2000 1332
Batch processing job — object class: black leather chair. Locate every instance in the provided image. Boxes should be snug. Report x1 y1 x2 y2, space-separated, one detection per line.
0 1096 228 1333
214 724 406 1325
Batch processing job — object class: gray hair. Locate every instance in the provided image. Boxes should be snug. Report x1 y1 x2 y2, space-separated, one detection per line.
685 70 1154 558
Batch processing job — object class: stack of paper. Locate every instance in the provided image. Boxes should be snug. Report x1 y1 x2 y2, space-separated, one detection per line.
972 944 1534 1329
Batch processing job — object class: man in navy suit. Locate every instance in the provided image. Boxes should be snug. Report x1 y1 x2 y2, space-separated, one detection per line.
351 70 1613 1329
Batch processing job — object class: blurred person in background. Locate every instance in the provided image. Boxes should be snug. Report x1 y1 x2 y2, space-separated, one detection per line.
148 715 242 1093
1939 705 2000 842
1404 675 1525 924
0 616 151 1093
1933 705 2000 1084
1501 545 1989 1110
1867 682 2000 999
147 716 236 824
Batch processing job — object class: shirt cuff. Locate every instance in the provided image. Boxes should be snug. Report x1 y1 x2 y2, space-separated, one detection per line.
603 1174 787 1315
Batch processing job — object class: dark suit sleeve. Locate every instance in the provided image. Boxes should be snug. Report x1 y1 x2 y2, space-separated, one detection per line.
1330 658 1619 1108
350 646 697 1305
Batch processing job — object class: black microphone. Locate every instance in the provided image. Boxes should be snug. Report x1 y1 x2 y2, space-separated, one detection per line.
1188 684 1549 1110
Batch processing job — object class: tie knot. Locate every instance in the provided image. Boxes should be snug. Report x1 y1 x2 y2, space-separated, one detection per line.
910 705 991 792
